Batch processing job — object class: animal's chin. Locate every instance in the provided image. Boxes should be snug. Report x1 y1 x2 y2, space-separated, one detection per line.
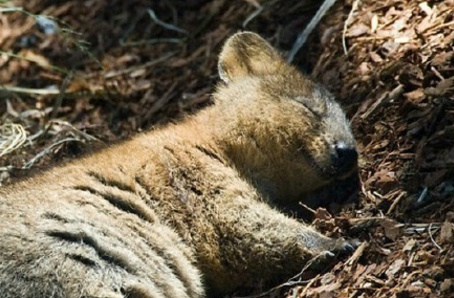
302 152 358 182
298 151 360 210
302 171 360 211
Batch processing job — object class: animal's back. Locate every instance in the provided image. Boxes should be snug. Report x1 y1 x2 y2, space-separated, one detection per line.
0 141 205 297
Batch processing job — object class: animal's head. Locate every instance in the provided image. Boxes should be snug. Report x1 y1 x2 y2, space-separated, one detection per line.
213 32 358 204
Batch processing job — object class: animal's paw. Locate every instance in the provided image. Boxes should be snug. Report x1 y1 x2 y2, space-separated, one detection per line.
306 238 361 271
304 250 336 271
331 237 361 254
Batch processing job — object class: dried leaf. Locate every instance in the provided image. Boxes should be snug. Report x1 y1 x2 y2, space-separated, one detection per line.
404 88 425 103
385 259 405 278
18 49 52 69
440 279 454 293
371 14 379 33
402 238 418 252
311 282 342 294
347 24 369 37
439 221 454 244
424 77 454 96
314 207 332 220
379 218 401 241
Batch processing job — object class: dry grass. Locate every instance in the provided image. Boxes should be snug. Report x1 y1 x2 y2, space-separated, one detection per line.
0 122 27 158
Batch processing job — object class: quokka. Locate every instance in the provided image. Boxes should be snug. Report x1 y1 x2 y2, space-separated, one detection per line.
0 31 358 297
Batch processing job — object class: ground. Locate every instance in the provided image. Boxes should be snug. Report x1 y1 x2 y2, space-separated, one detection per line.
0 0 453 297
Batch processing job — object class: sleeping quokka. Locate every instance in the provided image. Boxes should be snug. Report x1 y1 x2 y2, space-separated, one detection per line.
0 31 358 297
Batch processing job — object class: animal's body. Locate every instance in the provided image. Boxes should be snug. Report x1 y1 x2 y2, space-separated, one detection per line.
0 32 358 297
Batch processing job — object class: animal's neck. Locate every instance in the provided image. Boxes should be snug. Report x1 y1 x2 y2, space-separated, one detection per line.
196 105 300 204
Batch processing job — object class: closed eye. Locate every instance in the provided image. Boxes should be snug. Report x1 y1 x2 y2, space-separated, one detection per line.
292 96 324 119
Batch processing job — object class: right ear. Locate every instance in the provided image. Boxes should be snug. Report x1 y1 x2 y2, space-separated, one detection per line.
218 31 286 84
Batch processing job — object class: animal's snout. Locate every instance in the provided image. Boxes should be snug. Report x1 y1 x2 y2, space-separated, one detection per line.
331 141 358 174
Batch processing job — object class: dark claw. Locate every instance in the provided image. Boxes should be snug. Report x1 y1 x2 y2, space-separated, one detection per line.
334 238 361 253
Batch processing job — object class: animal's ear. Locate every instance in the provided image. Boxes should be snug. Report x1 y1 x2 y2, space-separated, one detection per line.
218 31 285 83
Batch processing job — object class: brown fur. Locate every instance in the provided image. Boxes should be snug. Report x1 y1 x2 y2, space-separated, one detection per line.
0 32 358 297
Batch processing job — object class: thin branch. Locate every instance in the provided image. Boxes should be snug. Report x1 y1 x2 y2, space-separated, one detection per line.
342 0 360 55
0 85 67 96
147 9 187 34
22 137 81 169
234 251 333 298
120 38 183 47
287 0 337 63
387 191 406 215
104 51 177 78
428 223 443 252
41 72 74 139
242 6 264 28
0 50 68 74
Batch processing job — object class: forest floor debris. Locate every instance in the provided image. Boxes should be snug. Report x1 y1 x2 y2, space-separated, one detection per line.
1 0 453 296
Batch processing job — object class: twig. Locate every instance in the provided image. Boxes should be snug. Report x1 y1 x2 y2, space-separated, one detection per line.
345 241 367 267
22 137 81 169
104 51 177 78
119 9 147 45
416 186 429 205
0 84 108 99
299 274 320 297
342 0 360 55
287 0 337 63
431 66 445 81
48 120 101 143
360 84 404 119
234 251 332 298
191 0 226 38
48 72 73 122
242 6 264 28
299 201 317 214
120 38 184 47
404 223 440 235
386 191 406 215
147 9 187 34
428 223 443 252
0 85 65 96
0 166 13 172
0 50 68 74
419 19 454 34
0 6 26 14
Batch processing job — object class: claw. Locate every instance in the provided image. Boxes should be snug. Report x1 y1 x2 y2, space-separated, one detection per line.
322 250 335 258
334 238 361 254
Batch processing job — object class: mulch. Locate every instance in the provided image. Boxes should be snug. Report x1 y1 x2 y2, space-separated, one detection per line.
0 0 453 297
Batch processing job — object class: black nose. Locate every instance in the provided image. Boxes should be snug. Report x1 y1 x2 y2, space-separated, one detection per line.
332 141 358 173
